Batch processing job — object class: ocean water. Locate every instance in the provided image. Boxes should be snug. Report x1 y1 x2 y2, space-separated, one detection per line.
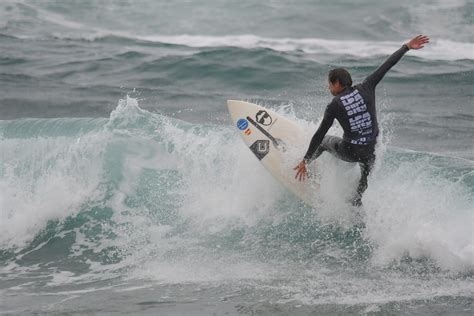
1 0 473 315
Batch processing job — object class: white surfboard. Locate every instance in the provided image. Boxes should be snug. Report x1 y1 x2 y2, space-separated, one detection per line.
227 100 318 206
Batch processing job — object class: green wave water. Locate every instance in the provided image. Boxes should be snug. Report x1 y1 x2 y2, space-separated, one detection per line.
1 0 473 314
1 97 473 314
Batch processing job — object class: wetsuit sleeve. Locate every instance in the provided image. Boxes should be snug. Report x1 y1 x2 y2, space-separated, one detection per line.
303 102 336 161
363 44 409 90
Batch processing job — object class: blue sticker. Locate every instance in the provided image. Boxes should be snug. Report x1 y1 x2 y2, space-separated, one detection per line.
237 119 248 130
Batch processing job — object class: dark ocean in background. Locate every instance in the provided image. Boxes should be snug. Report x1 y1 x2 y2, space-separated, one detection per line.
1 0 473 315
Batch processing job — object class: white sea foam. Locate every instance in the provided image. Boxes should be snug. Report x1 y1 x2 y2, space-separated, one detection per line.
119 98 473 275
12 3 473 61
6 0 472 65
0 131 109 249
1 97 472 279
284 266 474 306
139 34 474 61
1 97 472 313
364 149 474 273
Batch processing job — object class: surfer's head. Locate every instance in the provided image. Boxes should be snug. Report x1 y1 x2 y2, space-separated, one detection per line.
328 68 352 96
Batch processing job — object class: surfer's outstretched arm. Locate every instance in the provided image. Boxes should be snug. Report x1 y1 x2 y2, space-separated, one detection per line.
363 35 430 90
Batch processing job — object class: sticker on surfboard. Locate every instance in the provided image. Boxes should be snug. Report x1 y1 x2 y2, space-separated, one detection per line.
255 110 272 126
250 140 270 160
237 118 248 130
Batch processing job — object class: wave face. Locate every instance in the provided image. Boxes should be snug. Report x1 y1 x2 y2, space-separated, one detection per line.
1 98 473 313
1 0 473 313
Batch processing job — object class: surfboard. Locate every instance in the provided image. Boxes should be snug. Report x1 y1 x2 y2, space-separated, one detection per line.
227 100 318 206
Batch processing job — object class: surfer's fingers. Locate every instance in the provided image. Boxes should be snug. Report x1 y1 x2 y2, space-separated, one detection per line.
295 169 301 180
300 169 307 182
415 36 429 45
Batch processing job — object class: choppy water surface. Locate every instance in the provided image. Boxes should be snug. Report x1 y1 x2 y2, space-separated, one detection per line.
1 0 473 314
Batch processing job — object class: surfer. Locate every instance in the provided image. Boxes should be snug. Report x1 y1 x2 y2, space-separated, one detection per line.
294 35 430 206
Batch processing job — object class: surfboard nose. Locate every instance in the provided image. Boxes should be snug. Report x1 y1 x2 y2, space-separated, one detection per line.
227 100 238 112
227 100 250 113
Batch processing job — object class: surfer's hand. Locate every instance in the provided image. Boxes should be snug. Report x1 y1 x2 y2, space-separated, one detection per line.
406 35 430 50
294 160 308 182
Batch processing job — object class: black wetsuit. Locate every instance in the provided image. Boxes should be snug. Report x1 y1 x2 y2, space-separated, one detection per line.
304 44 410 204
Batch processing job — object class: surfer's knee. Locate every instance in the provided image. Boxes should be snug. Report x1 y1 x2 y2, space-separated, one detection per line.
321 135 342 154
312 136 334 159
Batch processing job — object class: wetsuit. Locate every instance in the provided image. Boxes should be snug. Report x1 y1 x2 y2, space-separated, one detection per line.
304 44 410 205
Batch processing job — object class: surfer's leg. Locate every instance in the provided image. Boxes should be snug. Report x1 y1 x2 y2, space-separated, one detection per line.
310 135 335 160
319 136 358 162
353 155 375 206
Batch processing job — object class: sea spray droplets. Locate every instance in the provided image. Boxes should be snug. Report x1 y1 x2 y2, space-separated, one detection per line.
1 98 473 288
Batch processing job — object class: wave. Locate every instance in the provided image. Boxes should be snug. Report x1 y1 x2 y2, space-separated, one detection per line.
47 32 474 62
1 97 473 279
4 3 472 61
3 1 472 65
135 35 474 61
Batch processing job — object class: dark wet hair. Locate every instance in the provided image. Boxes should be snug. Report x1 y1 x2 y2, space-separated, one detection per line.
328 68 352 87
